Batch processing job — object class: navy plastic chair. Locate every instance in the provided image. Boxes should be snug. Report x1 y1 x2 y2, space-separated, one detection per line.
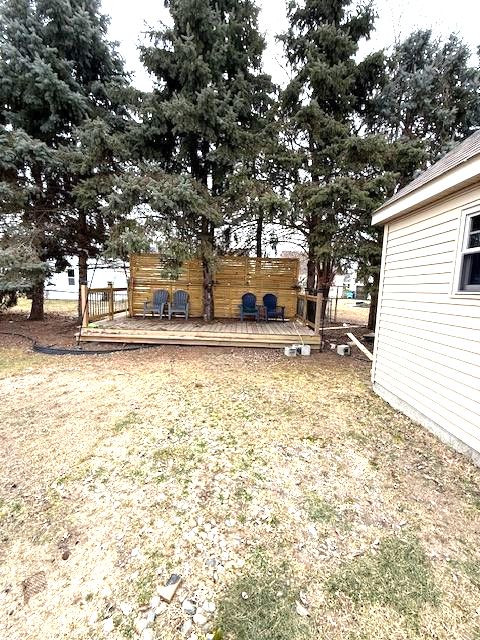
239 292 259 321
168 290 189 320
263 293 285 321
143 289 169 318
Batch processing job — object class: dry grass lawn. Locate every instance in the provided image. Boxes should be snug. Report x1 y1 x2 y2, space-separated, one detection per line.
333 298 370 325
11 296 78 316
0 312 479 640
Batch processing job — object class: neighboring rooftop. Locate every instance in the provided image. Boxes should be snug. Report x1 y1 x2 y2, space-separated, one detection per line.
374 129 480 218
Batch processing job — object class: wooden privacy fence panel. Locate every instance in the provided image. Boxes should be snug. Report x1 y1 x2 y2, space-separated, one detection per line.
130 254 299 319
214 256 299 317
130 255 204 317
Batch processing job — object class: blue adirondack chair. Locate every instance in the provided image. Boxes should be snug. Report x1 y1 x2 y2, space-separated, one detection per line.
239 292 259 321
263 293 285 321
143 289 169 318
168 290 189 320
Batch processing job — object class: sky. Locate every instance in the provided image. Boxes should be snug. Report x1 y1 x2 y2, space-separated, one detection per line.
99 0 480 255
101 0 480 91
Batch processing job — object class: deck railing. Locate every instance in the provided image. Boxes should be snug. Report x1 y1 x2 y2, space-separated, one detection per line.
296 293 336 332
80 283 128 326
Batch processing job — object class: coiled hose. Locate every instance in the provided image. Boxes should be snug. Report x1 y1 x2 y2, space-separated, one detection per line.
0 331 161 356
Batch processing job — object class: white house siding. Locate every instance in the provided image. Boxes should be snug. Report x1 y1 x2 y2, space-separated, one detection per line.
372 186 480 464
45 257 128 300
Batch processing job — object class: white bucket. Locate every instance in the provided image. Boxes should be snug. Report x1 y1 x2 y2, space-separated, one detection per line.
284 345 297 357
300 344 311 356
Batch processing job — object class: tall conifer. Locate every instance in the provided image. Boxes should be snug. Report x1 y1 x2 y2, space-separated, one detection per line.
0 0 129 319
138 0 272 319
280 0 379 294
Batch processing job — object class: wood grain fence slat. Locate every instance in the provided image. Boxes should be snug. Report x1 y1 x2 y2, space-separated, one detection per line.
130 254 299 319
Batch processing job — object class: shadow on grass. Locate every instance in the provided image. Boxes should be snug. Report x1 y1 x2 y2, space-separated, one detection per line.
215 549 310 640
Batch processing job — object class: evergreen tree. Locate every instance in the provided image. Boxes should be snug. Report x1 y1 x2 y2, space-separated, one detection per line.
350 136 424 328
358 30 480 329
132 0 273 320
220 105 289 257
62 104 136 316
367 30 480 157
280 0 381 296
0 0 130 319
0 211 46 309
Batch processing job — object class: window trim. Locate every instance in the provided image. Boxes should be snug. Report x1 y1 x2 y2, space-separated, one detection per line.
67 268 75 287
452 205 480 295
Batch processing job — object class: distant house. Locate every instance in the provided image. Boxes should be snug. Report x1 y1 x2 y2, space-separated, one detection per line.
45 257 128 300
372 131 480 465
279 250 362 297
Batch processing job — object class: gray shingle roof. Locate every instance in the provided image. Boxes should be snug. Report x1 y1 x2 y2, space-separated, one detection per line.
376 129 480 212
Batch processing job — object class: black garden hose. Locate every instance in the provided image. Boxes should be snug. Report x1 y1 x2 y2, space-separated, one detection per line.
0 331 163 356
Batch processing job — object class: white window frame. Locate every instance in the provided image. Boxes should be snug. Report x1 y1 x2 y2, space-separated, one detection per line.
453 205 480 295
67 268 75 287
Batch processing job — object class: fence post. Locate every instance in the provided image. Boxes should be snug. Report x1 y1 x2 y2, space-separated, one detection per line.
80 284 89 327
107 281 114 319
302 294 307 324
314 292 322 333
127 278 132 318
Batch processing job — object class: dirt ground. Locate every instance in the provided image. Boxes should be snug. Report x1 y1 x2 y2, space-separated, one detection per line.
1 308 479 640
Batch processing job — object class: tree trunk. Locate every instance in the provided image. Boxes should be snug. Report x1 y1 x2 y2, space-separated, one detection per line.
316 258 334 322
77 250 88 319
368 287 378 331
29 278 45 321
201 218 215 321
256 212 264 258
306 242 316 292
317 282 331 323
202 258 214 321
367 270 380 331
367 229 384 331
190 139 215 321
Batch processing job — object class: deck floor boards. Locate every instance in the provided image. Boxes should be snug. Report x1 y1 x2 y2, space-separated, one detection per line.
96 316 315 336
79 315 320 349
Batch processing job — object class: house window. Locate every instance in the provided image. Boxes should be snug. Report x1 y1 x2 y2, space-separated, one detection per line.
67 268 75 286
459 212 480 292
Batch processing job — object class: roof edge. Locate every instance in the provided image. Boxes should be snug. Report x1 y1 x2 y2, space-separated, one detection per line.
372 155 480 225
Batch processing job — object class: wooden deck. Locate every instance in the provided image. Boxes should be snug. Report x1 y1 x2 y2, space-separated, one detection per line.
78 316 321 349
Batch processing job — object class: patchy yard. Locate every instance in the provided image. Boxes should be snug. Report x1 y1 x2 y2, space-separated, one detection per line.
0 314 479 640
334 298 370 325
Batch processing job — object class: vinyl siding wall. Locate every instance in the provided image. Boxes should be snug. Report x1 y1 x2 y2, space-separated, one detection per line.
372 186 480 462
